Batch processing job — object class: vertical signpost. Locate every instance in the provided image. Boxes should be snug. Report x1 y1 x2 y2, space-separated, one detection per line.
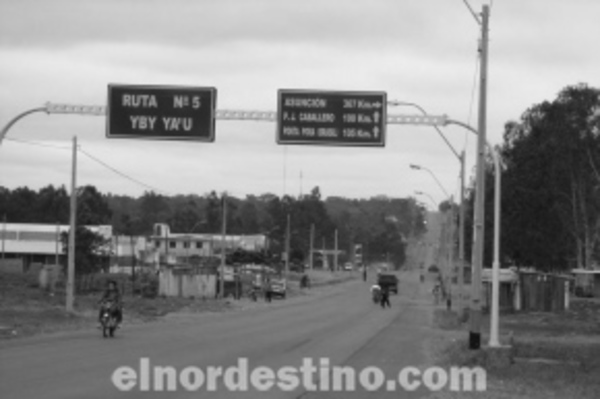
277 90 387 147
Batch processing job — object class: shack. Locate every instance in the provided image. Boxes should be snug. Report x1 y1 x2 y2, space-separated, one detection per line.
482 268 519 313
518 270 570 312
571 269 600 298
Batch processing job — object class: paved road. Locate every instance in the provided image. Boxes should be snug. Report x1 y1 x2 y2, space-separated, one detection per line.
0 271 436 399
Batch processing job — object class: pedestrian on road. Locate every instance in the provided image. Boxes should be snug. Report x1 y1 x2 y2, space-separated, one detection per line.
264 278 272 303
362 265 367 282
380 286 391 308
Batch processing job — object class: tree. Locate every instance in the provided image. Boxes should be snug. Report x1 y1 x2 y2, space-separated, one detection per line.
77 185 112 225
138 191 170 233
61 227 110 275
494 83 600 271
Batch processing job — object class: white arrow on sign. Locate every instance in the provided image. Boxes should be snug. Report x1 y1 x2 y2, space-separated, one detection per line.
373 126 380 138
373 111 380 123
373 102 382 108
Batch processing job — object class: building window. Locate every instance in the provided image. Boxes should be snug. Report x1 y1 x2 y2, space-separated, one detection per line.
195 242 202 249
155 240 160 248
183 242 189 249
169 241 176 248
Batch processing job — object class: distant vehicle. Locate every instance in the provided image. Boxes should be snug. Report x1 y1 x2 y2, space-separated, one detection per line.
269 278 287 299
344 262 353 271
428 264 440 273
377 273 399 294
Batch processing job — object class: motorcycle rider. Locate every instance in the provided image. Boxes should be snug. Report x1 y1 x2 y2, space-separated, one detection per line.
370 284 381 303
98 279 123 327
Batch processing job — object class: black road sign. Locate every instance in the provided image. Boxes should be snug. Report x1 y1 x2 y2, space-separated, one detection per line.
277 89 387 147
106 84 217 141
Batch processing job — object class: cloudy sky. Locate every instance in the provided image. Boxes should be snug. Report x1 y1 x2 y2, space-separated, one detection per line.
1 0 598 206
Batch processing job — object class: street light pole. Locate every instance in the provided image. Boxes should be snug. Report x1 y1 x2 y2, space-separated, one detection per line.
458 151 466 318
393 102 466 316
410 164 450 199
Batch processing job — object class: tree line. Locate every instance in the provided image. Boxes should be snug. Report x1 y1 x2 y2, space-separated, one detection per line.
462 84 600 272
0 185 427 270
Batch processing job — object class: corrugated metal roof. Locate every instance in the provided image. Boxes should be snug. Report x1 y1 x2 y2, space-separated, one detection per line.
0 223 113 255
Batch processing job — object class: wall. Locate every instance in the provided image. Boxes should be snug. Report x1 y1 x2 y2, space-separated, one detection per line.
159 267 216 298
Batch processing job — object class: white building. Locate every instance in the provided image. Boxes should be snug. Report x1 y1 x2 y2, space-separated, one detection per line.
149 223 269 264
0 223 112 270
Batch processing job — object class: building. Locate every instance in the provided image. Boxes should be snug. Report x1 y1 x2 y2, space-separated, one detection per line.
572 268 600 297
109 235 151 274
0 223 112 272
149 223 269 265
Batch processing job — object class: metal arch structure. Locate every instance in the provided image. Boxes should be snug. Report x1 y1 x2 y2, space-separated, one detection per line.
1 101 502 344
45 103 450 125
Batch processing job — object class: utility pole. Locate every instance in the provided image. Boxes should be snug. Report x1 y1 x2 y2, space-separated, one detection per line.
55 221 59 267
309 224 314 271
458 151 466 318
285 213 290 281
334 229 338 272
447 197 455 310
66 136 77 313
470 4 490 350
219 193 227 298
2 214 6 260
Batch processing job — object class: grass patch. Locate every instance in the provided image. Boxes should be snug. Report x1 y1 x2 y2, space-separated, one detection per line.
0 271 232 340
433 309 462 330
500 299 600 337
433 298 600 399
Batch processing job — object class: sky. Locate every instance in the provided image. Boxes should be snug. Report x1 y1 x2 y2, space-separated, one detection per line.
1 0 599 207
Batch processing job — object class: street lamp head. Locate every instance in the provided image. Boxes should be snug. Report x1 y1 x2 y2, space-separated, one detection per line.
409 164 421 170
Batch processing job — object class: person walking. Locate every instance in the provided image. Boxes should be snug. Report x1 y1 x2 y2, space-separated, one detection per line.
380 286 391 308
264 278 272 303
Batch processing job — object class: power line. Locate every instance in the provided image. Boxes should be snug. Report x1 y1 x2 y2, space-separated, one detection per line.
78 147 171 195
4 137 70 150
4 137 171 195
461 0 481 24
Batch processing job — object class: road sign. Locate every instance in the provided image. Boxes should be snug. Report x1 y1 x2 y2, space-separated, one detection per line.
277 89 387 147
106 84 217 141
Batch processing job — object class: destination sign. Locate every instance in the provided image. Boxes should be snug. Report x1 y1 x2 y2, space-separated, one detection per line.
106 84 217 141
277 90 387 147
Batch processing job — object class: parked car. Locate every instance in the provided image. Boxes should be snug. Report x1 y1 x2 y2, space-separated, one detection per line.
269 278 287 299
343 262 353 271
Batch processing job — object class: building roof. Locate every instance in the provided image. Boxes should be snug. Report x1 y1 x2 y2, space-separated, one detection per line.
1 223 112 255
572 268 600 274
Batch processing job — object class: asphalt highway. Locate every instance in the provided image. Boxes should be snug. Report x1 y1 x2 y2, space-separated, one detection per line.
1 214 443 399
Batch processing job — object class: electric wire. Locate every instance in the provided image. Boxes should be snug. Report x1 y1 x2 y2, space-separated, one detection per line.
4 137 171 195
78 147 171 195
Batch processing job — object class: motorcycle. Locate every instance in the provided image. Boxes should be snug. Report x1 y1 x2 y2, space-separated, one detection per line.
99 301 119 338
372 289 381 304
